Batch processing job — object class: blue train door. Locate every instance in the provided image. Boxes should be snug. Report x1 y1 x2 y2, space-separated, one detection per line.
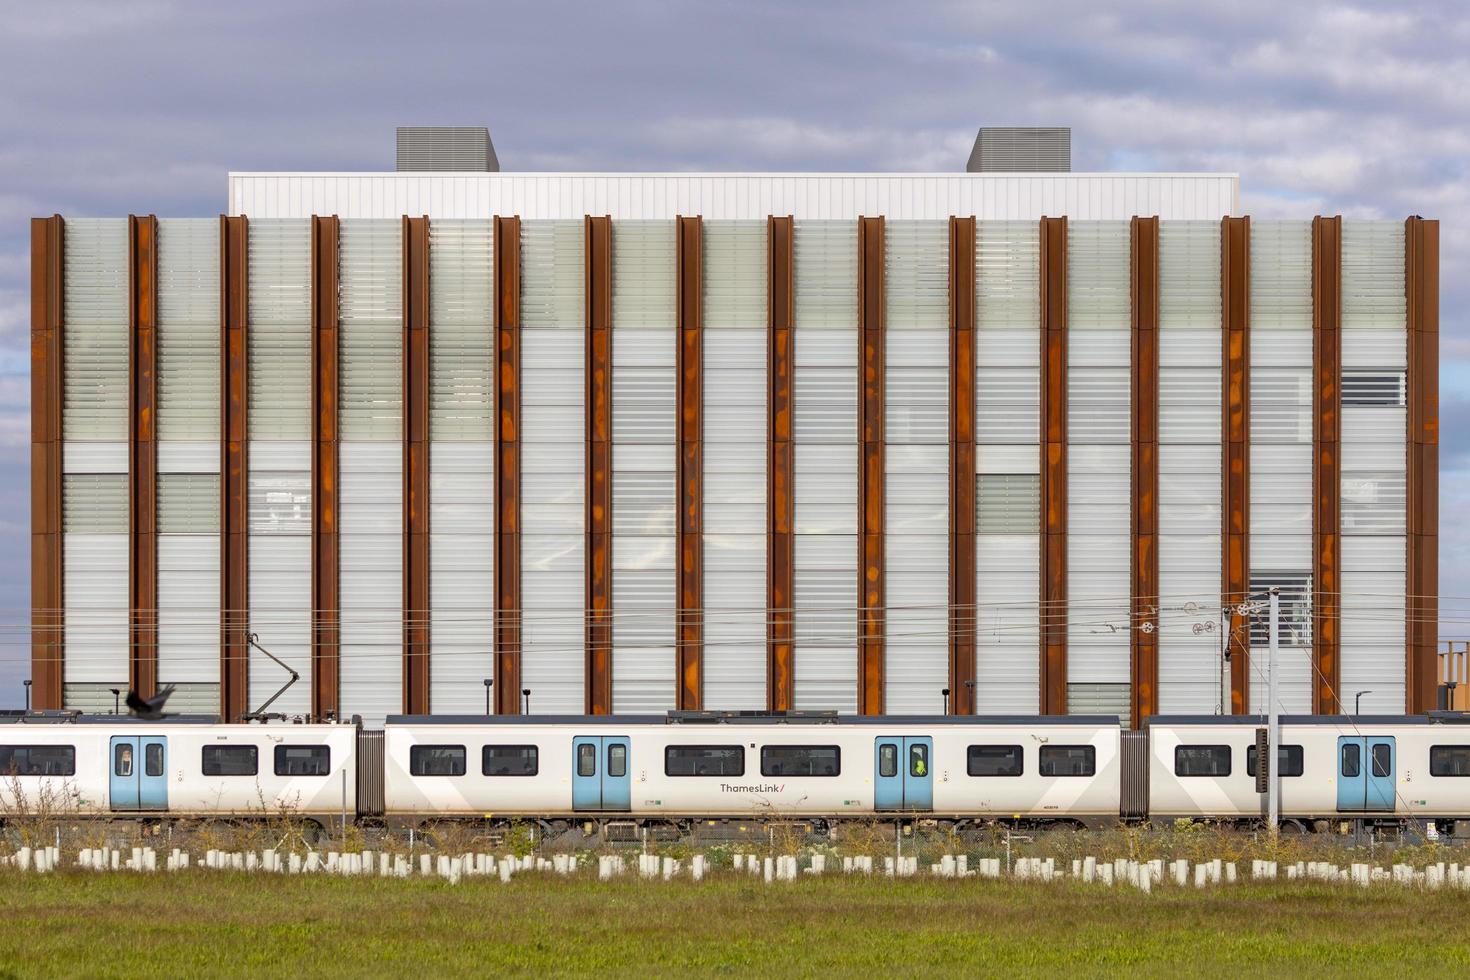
109 736 168 811
874 737 933 811
571 736 631 812
1337 736 1395 812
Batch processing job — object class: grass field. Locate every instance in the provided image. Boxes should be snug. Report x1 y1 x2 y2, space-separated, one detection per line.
1 871 1467 978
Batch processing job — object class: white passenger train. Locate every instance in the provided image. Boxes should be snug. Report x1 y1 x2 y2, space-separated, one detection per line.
2 711 1469 833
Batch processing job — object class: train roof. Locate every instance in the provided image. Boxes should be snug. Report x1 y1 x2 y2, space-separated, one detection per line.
385 712 1122 727
1147 713 1470 727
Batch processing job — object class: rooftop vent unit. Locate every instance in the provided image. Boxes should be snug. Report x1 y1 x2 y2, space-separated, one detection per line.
966 127 1071 173
396 126 499 172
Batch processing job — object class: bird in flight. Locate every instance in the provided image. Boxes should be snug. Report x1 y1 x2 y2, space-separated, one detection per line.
125 685 176 721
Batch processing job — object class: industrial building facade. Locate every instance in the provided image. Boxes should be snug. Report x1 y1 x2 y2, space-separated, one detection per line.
29 171 1439 724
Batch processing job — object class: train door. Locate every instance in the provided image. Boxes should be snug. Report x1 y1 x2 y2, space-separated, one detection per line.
1337 736 1396 812
571 736 631 812
109 736 168 811
873 736 933 811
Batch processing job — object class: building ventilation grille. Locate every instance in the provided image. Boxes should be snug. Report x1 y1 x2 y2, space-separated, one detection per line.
396 127 499 172
966 127 1071 173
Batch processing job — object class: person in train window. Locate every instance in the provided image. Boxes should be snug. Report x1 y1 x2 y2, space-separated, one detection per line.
116 744 133 777
911 747 927 778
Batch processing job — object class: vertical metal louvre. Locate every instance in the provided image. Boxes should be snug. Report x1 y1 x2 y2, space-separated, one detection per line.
518 220 585 713
63 219 129 441
246 219 312 717
610 220 677 712
428 220 495 713
156 219 221 441
338 219 403 725
792 221 859 712
1339 220 1407 713
156 473 222 700
1156 221 1223 714
883 220 949 713
701 220 768 710
974 221 1041 712
1066 221 1131 714
1248 220 1313 713
61 473 129 700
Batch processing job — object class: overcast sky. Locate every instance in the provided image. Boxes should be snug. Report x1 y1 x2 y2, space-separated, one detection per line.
0 0 1463 708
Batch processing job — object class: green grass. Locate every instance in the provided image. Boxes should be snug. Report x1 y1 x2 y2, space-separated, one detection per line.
0 871 1466 978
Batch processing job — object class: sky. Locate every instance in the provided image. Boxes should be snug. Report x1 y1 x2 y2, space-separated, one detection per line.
0 0 1464 708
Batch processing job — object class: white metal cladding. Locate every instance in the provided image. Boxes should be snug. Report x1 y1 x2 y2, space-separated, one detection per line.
428 219 494 441
519 220 585 714
247 219 312 440
609 221 677 713
338 442 402 725
791 221 859 710
156 218 221 442
1066 222 1132 694
429 443 494 713
701 220 768 709
339 219 403 440
230 172 1240 221
1250 221 1312 329
247 449 311 718
62 533 128 688
976 532 1040 712
156 533 220 686
1341 221 1406 330
62 218 129 441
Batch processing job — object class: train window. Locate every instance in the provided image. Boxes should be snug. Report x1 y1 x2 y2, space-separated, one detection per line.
410 745 466 777
1371 744 1392 778
145 743 164 777
275 745 331 776
1246 744 1304 777
878 744 898 778
910 744 928 778
483 745 539 777
577 744 596 777
115 743 133 777
0 745 76 777
607 744 627 778
967 745 1023 777
202 745 258 777
1174 745 1231 777
1341 743 1361 778
665 746 744 777
761 746 841 777
1430 746 1470 777
1039 745 1095 777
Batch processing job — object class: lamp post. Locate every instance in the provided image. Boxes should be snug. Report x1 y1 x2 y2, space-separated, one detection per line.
522 688 530 715
964 679 977 715
483 678 494 716
109 688 121 715
23 679 31 712
1355 690 1374 715
941 688 950 715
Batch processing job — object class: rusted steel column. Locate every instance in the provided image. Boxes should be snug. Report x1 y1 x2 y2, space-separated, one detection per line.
585 215 613 715
1406 217 1439 712
220 215 250 721
494 216 522 714
1130 216 1160 728
676 215 704 710
310 215 341 721
949 216 977 715
767 216 796 711
403 216 431 714
128 215 159 699
1312 216 1342 714
858 216 886 715
1221 216 1251 714
30 216 64 710
1038 216 1068 715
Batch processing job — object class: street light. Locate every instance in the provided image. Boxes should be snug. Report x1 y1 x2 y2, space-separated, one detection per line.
483 678 494 716
964 680 977 716
22 679 31 712
109 688 121 715
941 688 951 715
522 688 531 715
1355 690 1374 714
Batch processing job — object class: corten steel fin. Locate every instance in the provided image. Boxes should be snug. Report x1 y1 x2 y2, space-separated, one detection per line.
949 216 977 715
1038 216 1068 715
1312 215 1342 714
403 216 432 715
858 216 885 715
767 216 795 711
128 215 159 700
494 216 522 714
30 216 64 710
310 215 341 721
1406 217 1439 712
220 215 250 721
1130 216 1160 728
1221 216 1251 714
585 215 613 716
676 215 704 710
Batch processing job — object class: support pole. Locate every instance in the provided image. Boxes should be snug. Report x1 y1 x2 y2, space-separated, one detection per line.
1267 586 1280 834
